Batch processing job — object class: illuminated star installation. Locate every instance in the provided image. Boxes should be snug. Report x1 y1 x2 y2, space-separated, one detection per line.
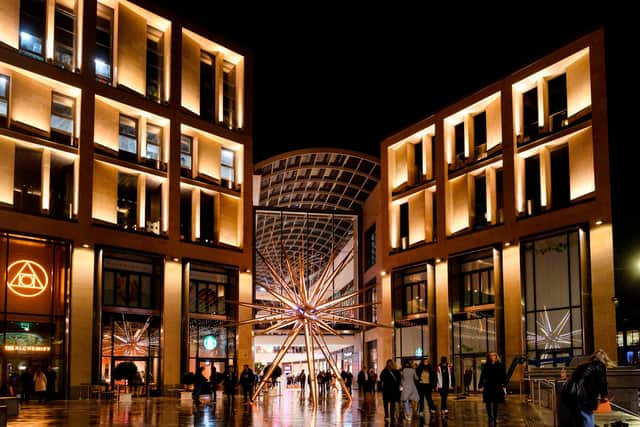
234 246 382 406
526 306 581 357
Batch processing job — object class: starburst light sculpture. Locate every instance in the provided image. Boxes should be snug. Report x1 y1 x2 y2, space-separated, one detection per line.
234 245 382 406
526 305 581 357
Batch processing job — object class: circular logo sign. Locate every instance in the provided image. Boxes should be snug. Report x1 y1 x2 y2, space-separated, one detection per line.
203 335 217 350
6 260 49 298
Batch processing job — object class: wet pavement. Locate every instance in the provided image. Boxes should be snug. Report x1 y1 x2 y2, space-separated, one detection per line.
6 389 640 426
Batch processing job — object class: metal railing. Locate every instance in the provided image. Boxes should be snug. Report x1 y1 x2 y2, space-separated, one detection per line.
520 377 558 426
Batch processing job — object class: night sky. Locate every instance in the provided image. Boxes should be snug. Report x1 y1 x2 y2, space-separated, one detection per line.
158 3 638 324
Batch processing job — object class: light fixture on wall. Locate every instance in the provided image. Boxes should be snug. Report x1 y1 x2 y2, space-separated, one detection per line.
381 271 387 276
504 242 511 247
245 268 251 273
81 243 90 248
435 258 442 263
595 219 604 226
171 257 179 262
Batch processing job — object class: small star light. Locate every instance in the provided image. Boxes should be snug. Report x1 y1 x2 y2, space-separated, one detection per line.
232 246 384 406
527 306 581 357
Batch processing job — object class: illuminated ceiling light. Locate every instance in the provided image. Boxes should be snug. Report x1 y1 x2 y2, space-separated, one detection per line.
504 242 511 247
82 243 90 248
232 247 385 406
381 271 387 276
171 257 179 262
435 258 442 263
245 268 251 273
595 219 603 225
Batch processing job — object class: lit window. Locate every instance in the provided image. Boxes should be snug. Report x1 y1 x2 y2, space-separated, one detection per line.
180 135 193 171
0 75 9 125
220 148 235 185
118 115 138 155
95 4 113 83
50 93 74 145
146 124 162 161
19 0 46 60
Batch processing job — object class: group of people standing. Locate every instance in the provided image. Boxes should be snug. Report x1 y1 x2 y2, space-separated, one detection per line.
11 365 57 403
377 352 507 425
191 364 256 404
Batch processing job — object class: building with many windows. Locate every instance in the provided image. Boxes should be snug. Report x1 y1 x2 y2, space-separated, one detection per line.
360 29 615 390
0 0 252 397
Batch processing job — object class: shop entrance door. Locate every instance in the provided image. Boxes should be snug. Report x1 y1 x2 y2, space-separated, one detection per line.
197 359 226 393
112 358 148 396
454 354 486 393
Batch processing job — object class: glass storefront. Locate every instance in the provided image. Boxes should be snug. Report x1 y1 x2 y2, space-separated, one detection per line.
0 233 69 398
97 248 163 395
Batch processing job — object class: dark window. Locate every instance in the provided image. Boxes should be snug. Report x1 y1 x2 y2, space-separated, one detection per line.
525 155 541 215
13 146 42 214
118 115 138 158
550 145 570 209
117 172 137 230
399 202 409 249
95 4 113 83
548 74 567 132
200 52 215 122
474 112 487 160
393 266 427 317
220 148 235 188
180 135 193 176
523 87 539 141
54 5 74 69
50 153 74 219
432 193 437 240
0 74 9 127
19 0 46 60
189 265 233 315
454 122 465 161
146 26 163 102
102 251 161 309
413 141 423 182
180 187 192 240
461 258 494 307
50 93 75 145
495 168 504 224
200 192 214 244
145 179 162 235
474 175 487 229
363 281 377 324
365 225 376 270
222 61 236 128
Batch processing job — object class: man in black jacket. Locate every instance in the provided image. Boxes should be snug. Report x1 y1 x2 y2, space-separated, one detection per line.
239 365 255 403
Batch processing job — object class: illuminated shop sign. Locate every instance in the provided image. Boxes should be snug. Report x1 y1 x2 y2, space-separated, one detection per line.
6 260 49 298
203 335 217 350
4 345 51 352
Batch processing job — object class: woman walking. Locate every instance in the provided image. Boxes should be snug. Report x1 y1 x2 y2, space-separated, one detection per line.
416 357 437 415
33 367 47 403
379 359 401 422
479 351 506 425
436 356 454 417
400 360 419 420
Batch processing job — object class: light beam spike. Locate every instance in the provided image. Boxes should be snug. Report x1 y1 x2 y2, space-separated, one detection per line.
307 249 336 303
317 312 383 328
258 250 300 304
310 250 353 306
256 319 298 335
252 323 303 401
303 319 319 406
312 328 352 401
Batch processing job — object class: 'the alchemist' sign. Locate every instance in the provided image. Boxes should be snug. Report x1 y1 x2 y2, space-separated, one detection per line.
6 260 49 298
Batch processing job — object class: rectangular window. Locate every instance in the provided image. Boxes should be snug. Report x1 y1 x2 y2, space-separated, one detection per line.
19 0 46 60
200 52 215 122
146 26 163 102
54 5 75 70
145 124 162 162
13 146 42 214
200 192 214 244
220 148 235 187
180 135 193 174
522 87 539 142
454 122 465 162
474 111 487 160
0 74 9 127
474 175 487 229
365 285 377 324
548 73 567 132
222 61 236 128
495 168 504 224
180 187 192 240
365 225 376 270
118 115 138 156
525 155 541 215
550 145 570 209
399 202 409 249
117 171 137 230
95 4 113 83
102 251 160 309
394 266 427 316
145 179 162 235
189 265 232 315
413 141 423 182
50 93 75 145
50 153 74 219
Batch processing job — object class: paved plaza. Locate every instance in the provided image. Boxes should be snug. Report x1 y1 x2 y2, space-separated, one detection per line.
6 388 640 427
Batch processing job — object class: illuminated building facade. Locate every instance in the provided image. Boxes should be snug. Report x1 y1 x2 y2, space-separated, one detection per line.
365 29 615 390
0 0 252 397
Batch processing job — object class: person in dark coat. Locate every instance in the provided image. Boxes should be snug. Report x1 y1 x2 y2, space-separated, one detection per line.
20 368 33 403
209 366 218 402
416 357 437 415
561 349 611 427
379 359 401 421
357 369 366 396
45 366 57 401
436 356 454 416
192 366 207 403
239 364 255 402
479 351 506 426
224 366 237 401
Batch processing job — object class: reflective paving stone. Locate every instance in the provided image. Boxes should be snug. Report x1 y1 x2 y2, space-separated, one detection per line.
7 390 640 426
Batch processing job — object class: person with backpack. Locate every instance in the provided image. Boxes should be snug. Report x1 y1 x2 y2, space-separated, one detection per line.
561 349 613 427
